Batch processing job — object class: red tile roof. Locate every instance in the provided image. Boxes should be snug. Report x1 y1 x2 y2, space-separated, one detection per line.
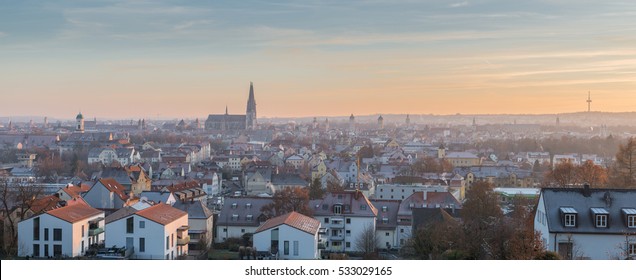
30 195 62 213
47 202 103 223
255 211 320 235
60 184 91 199
136 203 187 226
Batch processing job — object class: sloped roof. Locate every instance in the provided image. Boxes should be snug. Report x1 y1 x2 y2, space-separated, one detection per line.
94 178 128 201
47 202 103 223
541 188 636 234
105 206 139 224
255 211 320 235
136 203 187 225
30 195 62 213
173 200 213 219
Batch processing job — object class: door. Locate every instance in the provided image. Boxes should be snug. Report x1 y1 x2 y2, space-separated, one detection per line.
126 237 134 252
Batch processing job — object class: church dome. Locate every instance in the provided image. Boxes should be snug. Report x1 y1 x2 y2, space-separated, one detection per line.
76 112 84 120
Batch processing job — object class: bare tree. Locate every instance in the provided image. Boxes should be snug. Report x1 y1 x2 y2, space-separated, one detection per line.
0 180 43 256
354 223 378 258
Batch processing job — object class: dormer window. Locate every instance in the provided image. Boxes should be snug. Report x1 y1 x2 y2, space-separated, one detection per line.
333 205 342 214
231 203 237 209
621 208 636 228
560 207 577 227
231 214 239 221
322 204 328 210
382 206 388 212
360 205 367 211
591 208 609 228
246 203 252 209
246 214 253 221
382 217 389 224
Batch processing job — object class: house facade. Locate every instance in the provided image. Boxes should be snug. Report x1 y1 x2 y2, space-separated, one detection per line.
253 211 321 259
105 203 189 260
17 201 105 258
534 187 636 260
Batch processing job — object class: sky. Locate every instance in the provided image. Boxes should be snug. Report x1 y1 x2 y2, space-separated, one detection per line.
1 0 635 119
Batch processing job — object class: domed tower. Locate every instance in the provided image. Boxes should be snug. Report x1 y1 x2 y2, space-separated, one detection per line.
76 111 85 133
246 82 257 130
378 115 384 130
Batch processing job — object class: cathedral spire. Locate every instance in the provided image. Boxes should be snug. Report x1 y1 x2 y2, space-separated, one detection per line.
225 105 228 115
246 82 257 129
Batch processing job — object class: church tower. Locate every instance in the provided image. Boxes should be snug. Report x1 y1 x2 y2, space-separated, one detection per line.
76 111 85 133
246 82 257 130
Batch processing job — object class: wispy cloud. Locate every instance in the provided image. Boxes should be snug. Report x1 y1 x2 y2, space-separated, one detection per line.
450 1 469 8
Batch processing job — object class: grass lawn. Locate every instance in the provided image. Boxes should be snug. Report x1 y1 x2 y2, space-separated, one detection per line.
208 249 239 260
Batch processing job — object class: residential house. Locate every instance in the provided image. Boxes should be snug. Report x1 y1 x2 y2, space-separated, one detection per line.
17 200 105 258
173 200 214 251
82 178 131 214
370 200 401 250
445 151 481 167
104 203 189 260
215 197 273 243
271 173 308 193
534 186 636 260
253 211 321 260
309 191 378 253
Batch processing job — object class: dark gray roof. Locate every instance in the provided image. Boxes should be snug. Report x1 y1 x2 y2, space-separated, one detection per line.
370 200 400 230
140 191 173 204
411 208 461 232
173 200 213 219
206 114 246 122
309 191 378 218
217 197 274 227
541 188 636 234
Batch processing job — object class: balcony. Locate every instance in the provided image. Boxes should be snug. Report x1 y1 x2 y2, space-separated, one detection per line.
330 220 345 229
329 234 344 241
89 227 105 236
177 235 190 246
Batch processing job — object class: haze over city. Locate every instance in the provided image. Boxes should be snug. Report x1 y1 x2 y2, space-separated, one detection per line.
1 0 635 119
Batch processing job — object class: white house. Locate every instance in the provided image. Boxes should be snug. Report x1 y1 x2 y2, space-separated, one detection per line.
82 178 130 214
253 211 321 260
309 191 378 253
535 186 636 260
370 200 401 250
17 200 105 258
105 203 189 260
375 184 447 200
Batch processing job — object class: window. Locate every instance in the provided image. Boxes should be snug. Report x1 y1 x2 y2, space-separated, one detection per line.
232 214 239 221
246 203 252 209
629 243 636 256
382 217 389 224
44 228 49 241
223 228 227 232
139 238 145 252
166 236 170 250
171 233 174 247
360 205 367 210
564 214 576 227
400 228 404 233
53 228 62 241
126 217 134 233
33 244 40 257
246 215 253 221
344 204 350 211
166 254 169 260
44 244 49 257
293 241 299 256
346 230 351 236
334 205 342 214
628 215 636 228
595 215 608 228
322 204 328 210
139 221 145 229
382 206 388 212
284 241 289 255
53 245 62 257
346 242 351 248
33 217 40 241
82 225 85 237
385 232 390 236
241 229 245 233
324 218 329 223
231 203 237 209
346 218 351 224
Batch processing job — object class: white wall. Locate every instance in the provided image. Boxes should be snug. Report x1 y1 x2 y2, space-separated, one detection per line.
105 214 189 260
376 229 397 250
215 225 259 243
253 224 319 260
18 212 104 258
548 232 636 260
314 215 375 253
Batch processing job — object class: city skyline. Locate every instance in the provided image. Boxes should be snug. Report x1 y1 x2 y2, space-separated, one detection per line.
1 1 635 118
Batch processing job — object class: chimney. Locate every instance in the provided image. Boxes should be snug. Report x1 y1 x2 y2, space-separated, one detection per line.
582 183 591 197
